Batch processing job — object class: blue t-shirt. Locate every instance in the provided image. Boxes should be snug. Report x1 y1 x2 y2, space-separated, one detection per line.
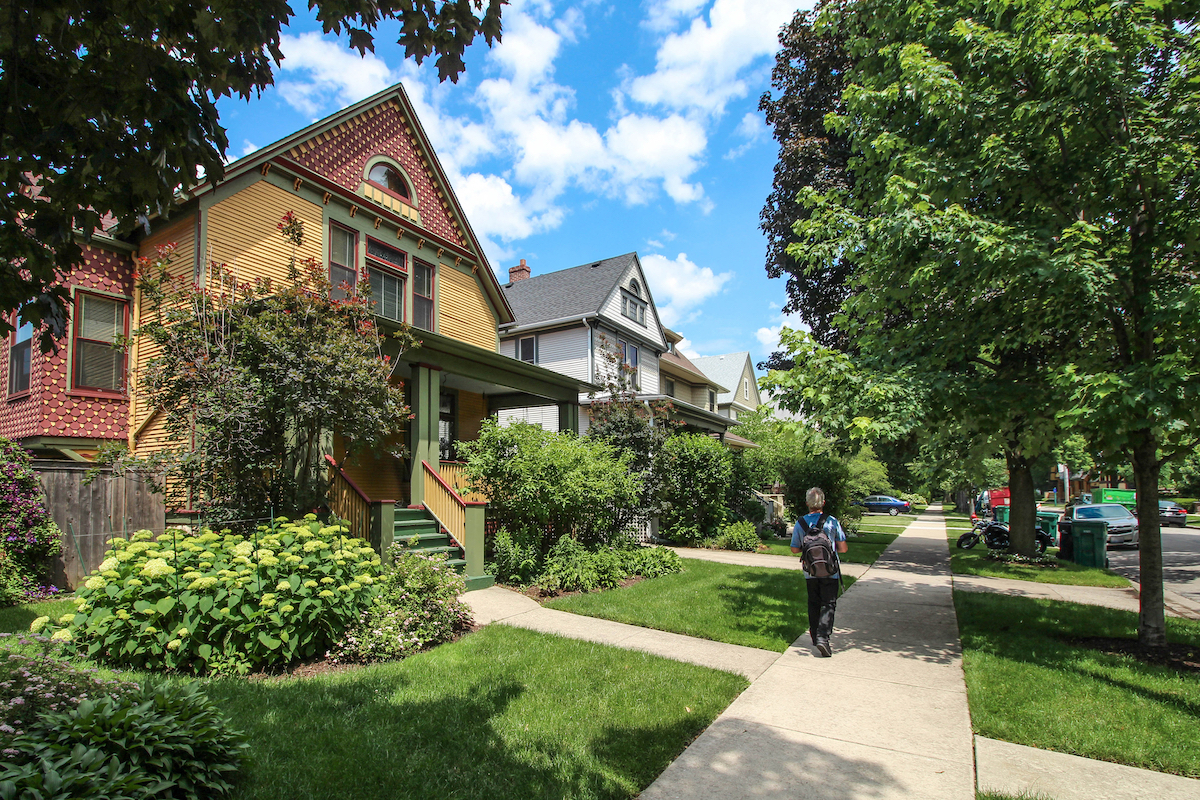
791 511 847 580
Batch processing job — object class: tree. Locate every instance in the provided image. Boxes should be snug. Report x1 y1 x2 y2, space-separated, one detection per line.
759 2 855 351
790 0 1200 648
658 433 732 544
1 0 505 348
112 213 414 524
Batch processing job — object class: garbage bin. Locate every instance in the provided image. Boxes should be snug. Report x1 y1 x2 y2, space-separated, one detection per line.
994 505 1009 524
1037 511 1061 546
1071 520 1109 569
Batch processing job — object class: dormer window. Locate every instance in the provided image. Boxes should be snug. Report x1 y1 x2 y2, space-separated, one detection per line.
367 163 412 203
629 279 641 298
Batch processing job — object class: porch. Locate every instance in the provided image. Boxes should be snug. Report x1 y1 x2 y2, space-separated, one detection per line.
328 330 597 589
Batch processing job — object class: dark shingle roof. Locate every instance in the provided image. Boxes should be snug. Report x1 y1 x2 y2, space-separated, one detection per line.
500 253 637 328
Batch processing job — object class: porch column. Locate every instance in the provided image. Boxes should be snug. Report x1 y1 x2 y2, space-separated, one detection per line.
557 401 580 434
408 364 441 506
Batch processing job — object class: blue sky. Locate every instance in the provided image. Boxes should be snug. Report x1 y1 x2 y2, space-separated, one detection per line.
216 0 812 363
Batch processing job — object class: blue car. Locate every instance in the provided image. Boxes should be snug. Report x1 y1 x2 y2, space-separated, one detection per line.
855 495 912 516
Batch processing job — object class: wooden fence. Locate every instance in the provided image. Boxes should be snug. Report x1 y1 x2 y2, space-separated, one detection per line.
35 460 165 590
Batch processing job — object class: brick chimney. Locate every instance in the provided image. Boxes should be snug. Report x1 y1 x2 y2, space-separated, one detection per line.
509 259 530 283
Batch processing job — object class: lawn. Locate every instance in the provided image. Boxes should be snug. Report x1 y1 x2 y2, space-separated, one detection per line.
545 559 846 652
2 602 746 800
955 591 1200 777
947 531 1130 587
759 530 900 565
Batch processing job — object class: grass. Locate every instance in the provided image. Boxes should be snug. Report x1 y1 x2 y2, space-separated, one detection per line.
758 530 900 565
2 601 747 800
546 559 848 652
0 598 77 633
955 591 1200 777
947 531 1130 587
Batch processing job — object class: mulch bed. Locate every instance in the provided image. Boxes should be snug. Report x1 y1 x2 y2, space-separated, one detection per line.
1070 636 1200 675
513 576 647 604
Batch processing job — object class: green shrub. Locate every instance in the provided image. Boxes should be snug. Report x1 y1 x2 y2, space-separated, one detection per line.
590 548 630 590
459 420 643 553
0 638 138 748
12 682 245 800
34 516 381 674
539 537 601 593
629 546 684 579
659 434 733 545
0 436 63 605
0 743 163 800
329 547 472 664
488 528 541 585
714 521 759 552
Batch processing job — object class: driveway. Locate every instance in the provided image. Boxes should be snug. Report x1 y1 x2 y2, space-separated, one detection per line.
1106 525 1200 608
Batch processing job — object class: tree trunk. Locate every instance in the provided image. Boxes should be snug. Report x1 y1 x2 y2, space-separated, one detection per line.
1131 435 1166 649
1006 451 1037 556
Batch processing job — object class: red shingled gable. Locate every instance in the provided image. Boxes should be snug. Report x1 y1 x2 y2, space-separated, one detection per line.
286 100 466 248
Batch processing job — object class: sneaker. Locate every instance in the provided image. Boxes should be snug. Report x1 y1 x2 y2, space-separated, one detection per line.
816 640 832 658
810 632 817 646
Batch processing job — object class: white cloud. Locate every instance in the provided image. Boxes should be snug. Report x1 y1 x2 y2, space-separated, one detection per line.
276 32 397 117
676 335 701 359
725 110 769 159
644 0 709 32
240 140 260 157
755 308 808 354
629 0 797 118
641 252 733 327
453 172 563 260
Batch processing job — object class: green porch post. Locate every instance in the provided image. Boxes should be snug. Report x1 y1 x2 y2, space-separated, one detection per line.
369 501 395 558
463 502 493 590
558 401 579 434
408 365 441 506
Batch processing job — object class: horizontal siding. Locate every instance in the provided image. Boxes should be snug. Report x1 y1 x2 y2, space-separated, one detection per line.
599 261 665 350
497 406 559 432
639 349 659 394
458 390 486 443
499 338 516 359
534 328 589 381
335 431 407 504
131 215 196 456
439 264 497 351
206 180 324 288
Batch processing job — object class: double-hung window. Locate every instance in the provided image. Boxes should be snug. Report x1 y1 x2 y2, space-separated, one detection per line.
663 377 675 398
620 292 646 326
618 339 639 389
743 378 750 400
366 238 407 323
413 260 434 331
708 389 716 412
518 336 536 363
73 293 126 393
8 315 32 395
329 225 357 301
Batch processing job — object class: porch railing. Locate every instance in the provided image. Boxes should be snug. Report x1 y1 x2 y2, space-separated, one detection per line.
326 455 395 552
438 460 489 503
421 460 487 585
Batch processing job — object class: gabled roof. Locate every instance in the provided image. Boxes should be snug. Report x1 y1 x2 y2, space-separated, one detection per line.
500 253 638 329
660 349 726 391
692 352 755 406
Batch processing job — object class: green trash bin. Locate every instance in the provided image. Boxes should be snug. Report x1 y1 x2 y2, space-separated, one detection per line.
1071 520 1109 569
1037 511 1061 546
994 505 1009 523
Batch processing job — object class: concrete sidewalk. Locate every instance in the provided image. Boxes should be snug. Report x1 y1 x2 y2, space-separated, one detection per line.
954 572 1200 620
640 505 975 799
670 545 871 579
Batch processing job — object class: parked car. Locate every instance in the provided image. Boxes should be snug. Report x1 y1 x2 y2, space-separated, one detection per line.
1058 503 1139 549
855 495 913 516
1159 500 1189 528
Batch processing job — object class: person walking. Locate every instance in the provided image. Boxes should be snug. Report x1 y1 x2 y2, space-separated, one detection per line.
791 486 849 657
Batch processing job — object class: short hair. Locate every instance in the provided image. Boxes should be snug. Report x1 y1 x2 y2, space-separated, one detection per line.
806 487 825 509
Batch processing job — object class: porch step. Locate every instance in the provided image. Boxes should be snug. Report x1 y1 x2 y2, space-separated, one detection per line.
390 505 491 590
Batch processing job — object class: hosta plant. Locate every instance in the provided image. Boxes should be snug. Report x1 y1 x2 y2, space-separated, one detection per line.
34 515 381 674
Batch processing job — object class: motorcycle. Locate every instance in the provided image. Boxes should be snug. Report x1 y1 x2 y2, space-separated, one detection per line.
956 516 1052 554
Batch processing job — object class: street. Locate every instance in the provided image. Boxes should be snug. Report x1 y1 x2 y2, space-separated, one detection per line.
1106 525 1200 609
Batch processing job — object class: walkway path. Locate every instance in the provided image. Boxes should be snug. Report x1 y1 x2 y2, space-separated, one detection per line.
668 546 871 578
953 573 1200 620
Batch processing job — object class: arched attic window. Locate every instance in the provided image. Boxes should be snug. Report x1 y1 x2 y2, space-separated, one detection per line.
367 162 412 203
629 279 642 298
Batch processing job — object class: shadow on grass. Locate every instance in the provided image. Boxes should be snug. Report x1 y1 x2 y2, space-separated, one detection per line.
0 599 77 634
712 568 811 650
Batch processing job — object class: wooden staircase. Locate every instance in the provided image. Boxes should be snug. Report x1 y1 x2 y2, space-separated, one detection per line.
393 507 467 572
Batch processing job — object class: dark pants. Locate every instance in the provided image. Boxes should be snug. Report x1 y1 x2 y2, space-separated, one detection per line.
807 577 839 643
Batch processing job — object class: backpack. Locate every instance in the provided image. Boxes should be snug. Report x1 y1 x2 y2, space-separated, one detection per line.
798 512 839 578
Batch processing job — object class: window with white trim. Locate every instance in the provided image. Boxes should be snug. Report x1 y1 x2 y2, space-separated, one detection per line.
708 389 716 412
618 339 639 389
73 293 126 392
743 378 749 400
518 336 536 363
329 225 357 301
413 260 434 331
620 291 646 326
8 315 32 395
663 377 675 398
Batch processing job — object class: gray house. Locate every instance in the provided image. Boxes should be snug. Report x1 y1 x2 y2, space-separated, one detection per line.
692 352 763 422
496 254 733 437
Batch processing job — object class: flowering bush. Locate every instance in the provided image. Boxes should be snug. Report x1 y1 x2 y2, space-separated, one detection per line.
35 515 381 674
329 546 472 664
1 636 137 753
0 436 62 605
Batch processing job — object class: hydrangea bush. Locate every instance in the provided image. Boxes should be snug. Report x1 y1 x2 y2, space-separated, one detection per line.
0 436 63 605
329 546 472 664
35 515 381 674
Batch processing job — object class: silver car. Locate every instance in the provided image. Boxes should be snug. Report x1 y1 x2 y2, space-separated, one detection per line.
1061 504 1139 548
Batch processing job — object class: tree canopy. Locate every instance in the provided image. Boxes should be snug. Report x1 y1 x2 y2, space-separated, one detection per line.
1 0 505 348
767 0 1200 647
